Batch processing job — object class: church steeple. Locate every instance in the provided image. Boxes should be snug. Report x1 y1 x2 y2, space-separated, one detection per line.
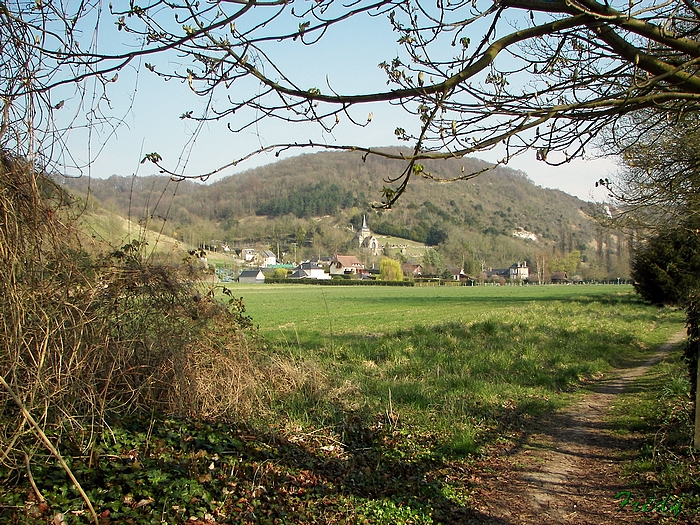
355 214 379 256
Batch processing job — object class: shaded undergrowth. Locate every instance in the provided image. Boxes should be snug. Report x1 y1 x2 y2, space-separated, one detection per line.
1 415 503 525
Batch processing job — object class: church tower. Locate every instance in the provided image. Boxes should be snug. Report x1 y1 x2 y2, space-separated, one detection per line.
356 215 380 256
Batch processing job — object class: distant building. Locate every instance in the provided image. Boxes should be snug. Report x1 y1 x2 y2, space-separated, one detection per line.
259 250 277 268
484 261 529 282
330 255 365 276
401 263 423 278
290 261 331 280
446 266 469 281
308 256 334 267
238 269 265 284
241 248 256 262
509 261 529 281
551 271 571 284
483 267 509 280
355 215 380 256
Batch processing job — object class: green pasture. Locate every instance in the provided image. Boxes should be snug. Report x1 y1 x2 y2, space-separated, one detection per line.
225 283 685 453
230 283 677 346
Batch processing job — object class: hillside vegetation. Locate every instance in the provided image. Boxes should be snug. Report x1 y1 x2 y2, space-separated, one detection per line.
57 150 631 279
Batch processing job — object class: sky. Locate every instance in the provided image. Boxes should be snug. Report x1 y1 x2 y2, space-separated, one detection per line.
59 1 617 203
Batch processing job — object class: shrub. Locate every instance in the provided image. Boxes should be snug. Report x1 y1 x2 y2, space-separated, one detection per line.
631 225 700 306
0 155 263 494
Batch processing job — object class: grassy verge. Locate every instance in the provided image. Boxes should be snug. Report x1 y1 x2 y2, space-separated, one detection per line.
607 346 700 523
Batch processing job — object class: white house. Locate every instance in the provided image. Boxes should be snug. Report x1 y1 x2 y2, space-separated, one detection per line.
509 261 529 281
260 250 277 268
447 266 468 281
289 261 330 280
485 261 530 282
241 248 256 262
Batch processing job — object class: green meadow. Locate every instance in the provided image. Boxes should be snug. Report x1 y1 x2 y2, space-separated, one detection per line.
235 284 676 346
228 283 685 451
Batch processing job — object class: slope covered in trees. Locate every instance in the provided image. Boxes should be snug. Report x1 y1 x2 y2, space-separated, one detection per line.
57 150 630 279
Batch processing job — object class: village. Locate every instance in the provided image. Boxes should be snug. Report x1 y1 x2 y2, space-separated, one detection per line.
208 216 582 285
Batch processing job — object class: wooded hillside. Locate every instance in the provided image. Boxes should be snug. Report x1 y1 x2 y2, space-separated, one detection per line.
57 151 631 279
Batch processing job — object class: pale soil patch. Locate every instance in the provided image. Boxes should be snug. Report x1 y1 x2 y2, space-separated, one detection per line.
470 332 689 525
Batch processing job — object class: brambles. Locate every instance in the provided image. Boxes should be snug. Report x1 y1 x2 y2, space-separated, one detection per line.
0 154 266 520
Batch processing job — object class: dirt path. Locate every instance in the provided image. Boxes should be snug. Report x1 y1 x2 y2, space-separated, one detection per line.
470 332 687 525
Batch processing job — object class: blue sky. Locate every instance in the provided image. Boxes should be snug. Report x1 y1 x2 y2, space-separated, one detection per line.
60 2 615 202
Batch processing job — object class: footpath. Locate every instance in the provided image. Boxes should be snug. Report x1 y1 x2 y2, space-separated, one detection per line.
469 332 689 525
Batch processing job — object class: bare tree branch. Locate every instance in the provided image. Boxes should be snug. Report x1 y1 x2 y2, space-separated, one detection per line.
4 0 700 204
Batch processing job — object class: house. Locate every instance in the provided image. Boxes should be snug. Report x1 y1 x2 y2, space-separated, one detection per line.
484 267 509 280
484 261 530 282
401 262 423 278
551 271 571 284
238 269 265 284
446 266 469 281
241 248 256 262
330 255 365 276
259 250 277 268
290 261 331 280
509 261 529 281
308 256 334 267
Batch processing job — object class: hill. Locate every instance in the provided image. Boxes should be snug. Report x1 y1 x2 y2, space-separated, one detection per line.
56 150 630 279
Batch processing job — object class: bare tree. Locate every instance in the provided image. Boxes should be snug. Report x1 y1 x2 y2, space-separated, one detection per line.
3 0 700 205
597 112 700 231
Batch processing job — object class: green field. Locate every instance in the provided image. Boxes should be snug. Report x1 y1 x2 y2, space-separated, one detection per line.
226 283 684 444
230 283 680 345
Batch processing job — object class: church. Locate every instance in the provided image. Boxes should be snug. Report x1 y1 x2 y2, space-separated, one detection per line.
355 215 380 256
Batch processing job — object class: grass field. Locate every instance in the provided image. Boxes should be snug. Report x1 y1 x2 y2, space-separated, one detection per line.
225 283 685 449
230 283 680 346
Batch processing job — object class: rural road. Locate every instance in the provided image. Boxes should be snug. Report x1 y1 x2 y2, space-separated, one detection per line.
470 331 688 525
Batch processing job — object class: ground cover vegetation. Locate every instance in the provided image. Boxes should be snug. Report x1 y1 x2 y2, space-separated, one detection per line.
607 345 700 520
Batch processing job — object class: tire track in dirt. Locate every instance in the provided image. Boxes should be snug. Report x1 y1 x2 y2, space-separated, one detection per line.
471 331 687 525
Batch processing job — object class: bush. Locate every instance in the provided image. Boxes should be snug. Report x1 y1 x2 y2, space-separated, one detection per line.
686 294 700 398
631 225 700 305
0 155 263 491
